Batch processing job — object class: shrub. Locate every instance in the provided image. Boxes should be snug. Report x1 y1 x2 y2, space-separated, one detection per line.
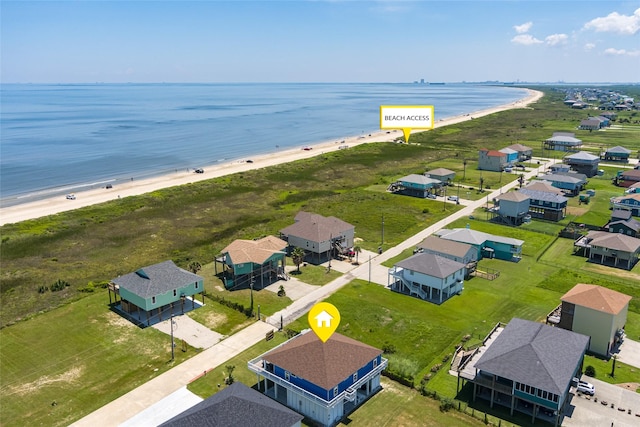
585 365 596 377
37 285 49 294
284 328 299 339
382 342 397 354
277 285 286 297
442 353 452 363
439 397 455 412
430 363 443 373
50 279 70 292
422 208 429 214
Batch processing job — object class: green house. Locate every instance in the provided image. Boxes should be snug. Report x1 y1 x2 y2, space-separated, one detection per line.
110 260 204 326
217 235 288 290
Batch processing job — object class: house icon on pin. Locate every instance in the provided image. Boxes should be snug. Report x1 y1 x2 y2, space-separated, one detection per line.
314 310 333 328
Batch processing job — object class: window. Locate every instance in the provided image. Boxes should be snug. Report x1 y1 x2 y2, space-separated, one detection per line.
152 296 156 304
173 289 177 297
373 358 378 368
285 371 290 381
333 386 339 397
195 282 199 289
353 372 358 382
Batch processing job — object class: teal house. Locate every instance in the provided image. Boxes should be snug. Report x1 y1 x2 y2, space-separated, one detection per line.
435 228 524 261
217 235 288 290
393 174 441 198
110 260 204 326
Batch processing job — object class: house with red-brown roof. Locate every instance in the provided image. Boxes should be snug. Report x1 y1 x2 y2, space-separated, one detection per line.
248 330 387 427
217 235 288 290
557 284 632 356
478 148 507 172
280 212 355 263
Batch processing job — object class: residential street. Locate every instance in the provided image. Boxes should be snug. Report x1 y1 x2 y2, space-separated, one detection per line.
71 159 554 427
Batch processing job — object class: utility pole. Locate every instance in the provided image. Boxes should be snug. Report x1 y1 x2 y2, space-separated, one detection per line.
381 214 384 246
170 313 175 361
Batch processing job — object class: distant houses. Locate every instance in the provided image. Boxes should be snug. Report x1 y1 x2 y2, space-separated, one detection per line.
478 149 507 172
388 252 465 304
618 169 640 188
505 143 532 161
554 284 632 357
602 146 631 163
391 174 442 198
280 212 355 263
109 260 204 326
609 193 640 216
536 173 587 196
248 330 387 427
562 151 600 178
434 228 524 261
543 132 583 152
159 382 304 427
458 318 589 427
604 210 640 238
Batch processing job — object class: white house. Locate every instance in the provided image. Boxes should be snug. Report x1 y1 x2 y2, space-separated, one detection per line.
388 252 465 304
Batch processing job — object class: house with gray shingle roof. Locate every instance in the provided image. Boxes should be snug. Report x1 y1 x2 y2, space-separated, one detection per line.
388 252 465 304
518 188 568 222
417 235 478 265
217 236 288 290
434 228 524 261
543 132 583 152
248 330 387 427
392 174 442 198
467 318 589 426
280 212 355 264
536 173 587 196
506 143 533 161
563 151 600 177
110 260 204 326
425 167 456 184
494 191 530 226
558 284 632 357
602 146 631 162
574 230 640 270
159 382 303 427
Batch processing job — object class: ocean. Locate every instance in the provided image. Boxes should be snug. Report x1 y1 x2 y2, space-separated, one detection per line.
0 83 527 205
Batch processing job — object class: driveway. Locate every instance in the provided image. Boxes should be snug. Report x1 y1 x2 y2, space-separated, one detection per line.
615 338 640 369
153 315 223 349
119 386 202 427
562 378 640 427
263 277 318 301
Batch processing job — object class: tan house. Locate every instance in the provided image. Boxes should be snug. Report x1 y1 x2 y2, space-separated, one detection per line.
558 284 632 357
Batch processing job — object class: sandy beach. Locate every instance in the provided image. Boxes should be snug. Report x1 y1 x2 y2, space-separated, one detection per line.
0 89 542 226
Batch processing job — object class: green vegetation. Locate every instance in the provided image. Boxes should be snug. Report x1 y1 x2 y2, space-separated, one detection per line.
2 86 640 426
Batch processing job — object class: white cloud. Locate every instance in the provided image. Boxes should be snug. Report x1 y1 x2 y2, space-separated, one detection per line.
604 47 640 56
514 22 533 34
584 8 640 35
511 34 543 45
545 33 568 46
584 43 596 51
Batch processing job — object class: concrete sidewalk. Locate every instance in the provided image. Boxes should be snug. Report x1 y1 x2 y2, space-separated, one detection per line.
74 158 554 426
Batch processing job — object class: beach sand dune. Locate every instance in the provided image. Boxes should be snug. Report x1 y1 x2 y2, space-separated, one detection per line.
0 89 542 226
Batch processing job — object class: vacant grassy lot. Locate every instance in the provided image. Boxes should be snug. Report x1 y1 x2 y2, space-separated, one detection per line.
2 86 639 426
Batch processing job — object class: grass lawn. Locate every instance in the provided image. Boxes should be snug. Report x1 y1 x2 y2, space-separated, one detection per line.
0 292 199 427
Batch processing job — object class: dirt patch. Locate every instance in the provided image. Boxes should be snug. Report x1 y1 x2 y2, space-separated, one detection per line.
105 311 135 328
204 311 227 329
566 206 588 216
9 366 83 396
617 382 640 392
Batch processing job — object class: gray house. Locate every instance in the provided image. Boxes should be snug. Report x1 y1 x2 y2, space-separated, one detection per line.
563 151 600 177
543 132 583 152
505 143 533 161
425 168 456 184
602 146 631 162
536 174 587 196
478 149 507 172
417 235 478 266
494 192 530 226
388 252 465 304
159 382 303 427
574 231 640 270
518 187 568 222
462 318 589 427
280 212 355 263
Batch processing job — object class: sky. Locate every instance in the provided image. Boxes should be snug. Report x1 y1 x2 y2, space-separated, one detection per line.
1 0 639 83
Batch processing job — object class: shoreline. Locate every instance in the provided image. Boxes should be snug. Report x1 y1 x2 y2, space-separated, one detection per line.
0 89 543 226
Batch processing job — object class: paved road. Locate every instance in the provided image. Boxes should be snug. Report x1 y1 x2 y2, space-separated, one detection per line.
72 160 553 426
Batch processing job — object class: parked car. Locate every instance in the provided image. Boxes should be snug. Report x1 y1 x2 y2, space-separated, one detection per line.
246 159 254 163
66 194 76 200
576 380 595 395
302 146 313 151
447 196 458 202
427 194 437 199
194 168 204 173
105 184 113 189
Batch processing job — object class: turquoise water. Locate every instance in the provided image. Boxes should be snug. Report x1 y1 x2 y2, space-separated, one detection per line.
0 83 527 202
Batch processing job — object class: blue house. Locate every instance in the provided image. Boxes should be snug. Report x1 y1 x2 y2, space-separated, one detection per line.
499 147 519 165
537 173 587 196
393 174 441 198
434 228 524 261
494 192 530 226
563 151 600 177
518 186 568 222
249 330 387 427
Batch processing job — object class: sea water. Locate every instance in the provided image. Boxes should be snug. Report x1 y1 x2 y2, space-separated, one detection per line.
0 83 527 204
